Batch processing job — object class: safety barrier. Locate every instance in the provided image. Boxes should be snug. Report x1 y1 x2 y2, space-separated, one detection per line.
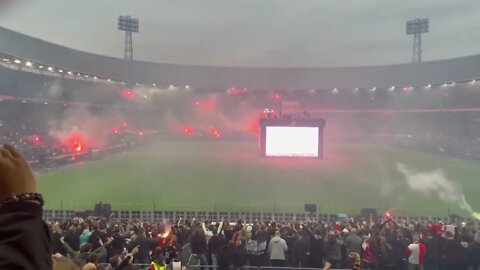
42 209 475 224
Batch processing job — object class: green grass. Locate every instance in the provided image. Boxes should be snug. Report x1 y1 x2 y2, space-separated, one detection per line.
38 140 480 217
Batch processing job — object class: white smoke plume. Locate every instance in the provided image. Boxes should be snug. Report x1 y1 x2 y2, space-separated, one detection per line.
396 163 473 214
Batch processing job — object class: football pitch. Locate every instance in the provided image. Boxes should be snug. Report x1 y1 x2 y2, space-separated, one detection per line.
38 140 480 217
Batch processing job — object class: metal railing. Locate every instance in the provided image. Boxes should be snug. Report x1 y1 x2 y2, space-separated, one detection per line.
43 209 477 225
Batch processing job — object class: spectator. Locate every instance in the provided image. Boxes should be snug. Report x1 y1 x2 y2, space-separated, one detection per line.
65 224 83 251
379 236 395 269
324 231 343 269
80 225 93 246
0 144 52 270
310 228 325 268
268 230 288 267
128 228 156 264
362 235 379 270
293 232 309 267
392 231 410 270
406 234 426 270
208 229 226 267
188 227 208 267
423 231 441 270
344 228 363 264
465 233 480 270
441 231 465 270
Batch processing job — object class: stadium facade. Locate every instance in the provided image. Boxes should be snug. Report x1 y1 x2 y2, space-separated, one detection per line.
1 26 480 90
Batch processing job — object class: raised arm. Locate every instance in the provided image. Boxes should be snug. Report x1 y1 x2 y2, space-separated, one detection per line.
217 219 224 234
0 145 52 270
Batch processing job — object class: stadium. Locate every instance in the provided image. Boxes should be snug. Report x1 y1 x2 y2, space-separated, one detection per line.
1 6 480 268
1 25 480 219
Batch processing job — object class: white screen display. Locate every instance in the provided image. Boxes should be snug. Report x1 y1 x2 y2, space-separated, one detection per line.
265 126 319 157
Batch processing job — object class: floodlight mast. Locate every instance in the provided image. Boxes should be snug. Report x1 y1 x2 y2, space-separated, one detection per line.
406 18 429 63
118 16 139 60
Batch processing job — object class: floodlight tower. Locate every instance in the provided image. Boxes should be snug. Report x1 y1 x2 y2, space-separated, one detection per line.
406 18 429 63
118 16 139 60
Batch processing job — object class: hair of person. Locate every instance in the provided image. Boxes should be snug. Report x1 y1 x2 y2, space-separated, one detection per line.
109 255 120 267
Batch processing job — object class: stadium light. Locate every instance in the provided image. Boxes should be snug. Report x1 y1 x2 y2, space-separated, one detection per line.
38 65 44 69
185 85 190 89
2 58 10 62
25 61 33 67
118 16 139 60
388 86 395 92
67 71 73 75
152 83 156 86
332 88 338 94
48 67 54 72
58 69 63 73
14 59 21 64
107 79 111 82
406 18 429 63
425 84 432 88
369 87 376 92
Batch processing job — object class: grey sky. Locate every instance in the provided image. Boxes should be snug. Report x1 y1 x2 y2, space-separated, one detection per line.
0 0 479 67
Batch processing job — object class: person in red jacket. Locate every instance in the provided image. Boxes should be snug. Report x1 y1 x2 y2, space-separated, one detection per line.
405 234 426 270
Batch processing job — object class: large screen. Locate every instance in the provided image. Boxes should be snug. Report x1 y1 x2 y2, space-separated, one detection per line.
265 126 319 157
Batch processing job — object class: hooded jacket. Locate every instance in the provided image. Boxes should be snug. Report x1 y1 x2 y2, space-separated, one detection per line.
268 236 288 260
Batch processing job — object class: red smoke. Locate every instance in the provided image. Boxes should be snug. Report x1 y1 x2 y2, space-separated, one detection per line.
122 89 134 99
208 127 221 137
60 131 93 154
183 126 195 136
62 131 90 154
270 93 281 101
194 100 214 109
32 135 41 144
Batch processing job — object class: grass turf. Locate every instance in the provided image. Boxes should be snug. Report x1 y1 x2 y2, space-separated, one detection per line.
38 140 480 217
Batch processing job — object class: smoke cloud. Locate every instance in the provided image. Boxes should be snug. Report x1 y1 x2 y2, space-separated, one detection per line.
161 94 260 136
48 107 124 149
396 162 474 214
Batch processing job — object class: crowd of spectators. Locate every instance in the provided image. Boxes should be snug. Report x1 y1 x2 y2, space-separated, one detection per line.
43 213 480 270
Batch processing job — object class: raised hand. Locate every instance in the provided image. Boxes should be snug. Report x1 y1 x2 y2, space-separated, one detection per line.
0 145 37 201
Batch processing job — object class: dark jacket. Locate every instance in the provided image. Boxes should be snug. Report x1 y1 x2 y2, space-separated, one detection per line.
208 234 226 254
191 235 207 255
310 235 325 265
442 238 465 264
424 236 442 261
129 234 157 263
465 242 480 265
0 202 52 270
324 236 343 262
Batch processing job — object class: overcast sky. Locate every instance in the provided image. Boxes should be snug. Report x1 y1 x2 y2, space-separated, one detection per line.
0 0 479 67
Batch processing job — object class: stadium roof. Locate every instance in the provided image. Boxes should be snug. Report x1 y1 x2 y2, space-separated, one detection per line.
1 26 479 90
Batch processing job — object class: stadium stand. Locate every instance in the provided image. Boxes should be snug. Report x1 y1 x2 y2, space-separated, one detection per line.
1 27 480 270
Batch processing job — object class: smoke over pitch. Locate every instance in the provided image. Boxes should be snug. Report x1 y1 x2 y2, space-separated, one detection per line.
396 163 477 216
